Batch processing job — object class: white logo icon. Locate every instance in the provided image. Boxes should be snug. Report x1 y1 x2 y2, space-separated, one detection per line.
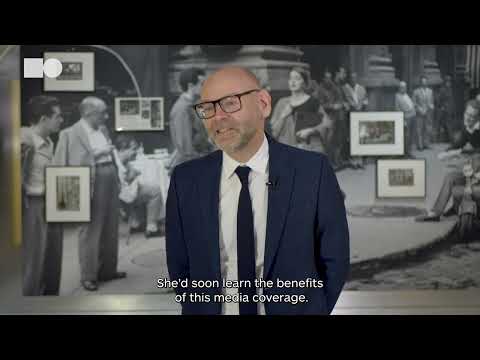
24 58 63 79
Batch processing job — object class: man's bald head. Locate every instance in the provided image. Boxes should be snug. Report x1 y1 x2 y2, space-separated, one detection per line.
201 66 261 101
79 97 108 128
79 97 107 118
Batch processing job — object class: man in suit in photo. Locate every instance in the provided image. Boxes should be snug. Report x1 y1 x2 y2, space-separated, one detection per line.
435 75 456 142
413 75 435 151
21 96 64 296
166 66 350 315
343 71 368 169
395 81 417 157
53 97 126 291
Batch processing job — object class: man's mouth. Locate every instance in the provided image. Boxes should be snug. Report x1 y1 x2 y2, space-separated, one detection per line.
216 128 234 135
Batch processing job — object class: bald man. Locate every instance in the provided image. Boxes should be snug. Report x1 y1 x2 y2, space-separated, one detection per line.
395 81 417 156
166 67 350 315
54 97 126 292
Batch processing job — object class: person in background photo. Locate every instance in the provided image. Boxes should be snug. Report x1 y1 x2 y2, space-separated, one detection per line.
413 75 435 151
270 67 332 155
343 71 368 169
416 100 480 222
53 96 126 292
436 75 456 143
116 134 165 238
21 96 64 296
395 81 417 157
315 69 344 169
168 68 213 173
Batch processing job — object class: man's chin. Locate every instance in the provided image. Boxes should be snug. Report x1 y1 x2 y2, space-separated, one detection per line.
220 142 240 154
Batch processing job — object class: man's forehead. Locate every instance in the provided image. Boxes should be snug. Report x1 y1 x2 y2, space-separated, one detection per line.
201 82 255 102
201 69 259 99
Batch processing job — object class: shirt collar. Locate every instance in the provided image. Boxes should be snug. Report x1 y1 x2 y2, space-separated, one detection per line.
222 133 269 181
465 121 480 134
80 118 97 134
30 127 52 150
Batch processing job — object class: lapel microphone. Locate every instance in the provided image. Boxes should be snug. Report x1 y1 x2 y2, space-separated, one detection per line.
266 178 278 189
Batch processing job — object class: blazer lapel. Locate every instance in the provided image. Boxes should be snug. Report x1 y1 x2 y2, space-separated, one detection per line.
197 151 223 282
264 135 296 280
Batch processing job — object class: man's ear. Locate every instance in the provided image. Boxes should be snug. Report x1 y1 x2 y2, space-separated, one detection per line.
257 89 272 118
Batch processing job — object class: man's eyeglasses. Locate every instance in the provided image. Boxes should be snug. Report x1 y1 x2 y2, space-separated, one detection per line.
193 89 261 120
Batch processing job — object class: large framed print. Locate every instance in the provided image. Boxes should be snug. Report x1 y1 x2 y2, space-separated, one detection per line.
115 97 165 131
43 52 95 92
376 159 426 199
45 166 91 223
351 112 404 156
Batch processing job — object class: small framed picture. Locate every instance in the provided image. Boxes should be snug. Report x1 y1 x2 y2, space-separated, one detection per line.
376 159 426 199
45 166 91 222
43 52 95 92
115 97 164 131
351 112 404 156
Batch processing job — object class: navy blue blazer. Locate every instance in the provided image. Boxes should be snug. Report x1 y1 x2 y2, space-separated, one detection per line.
166 134 350 315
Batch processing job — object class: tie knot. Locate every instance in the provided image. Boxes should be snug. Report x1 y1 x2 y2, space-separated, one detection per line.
235 166 251 186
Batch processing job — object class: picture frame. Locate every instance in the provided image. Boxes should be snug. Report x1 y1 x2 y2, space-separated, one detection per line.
115 97 165 131
45 166 91 223
376 159 426 199
351 112 404 156
43 52 95 92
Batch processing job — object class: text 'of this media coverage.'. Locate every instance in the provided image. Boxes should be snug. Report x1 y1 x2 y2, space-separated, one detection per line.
157 278 324 305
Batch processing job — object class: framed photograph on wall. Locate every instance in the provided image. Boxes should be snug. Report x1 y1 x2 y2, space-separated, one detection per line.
376 159 426 199
45 166 91 223
115 97 165 131
43 52 95 92
351 112 404 156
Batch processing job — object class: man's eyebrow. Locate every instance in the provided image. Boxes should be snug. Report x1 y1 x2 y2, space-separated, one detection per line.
199 93 237 104
200 89 258 104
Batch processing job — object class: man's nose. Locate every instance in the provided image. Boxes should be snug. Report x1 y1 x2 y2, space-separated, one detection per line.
213 102 228 119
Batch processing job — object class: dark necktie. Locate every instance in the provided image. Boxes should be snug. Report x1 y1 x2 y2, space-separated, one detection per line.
235 166 258 315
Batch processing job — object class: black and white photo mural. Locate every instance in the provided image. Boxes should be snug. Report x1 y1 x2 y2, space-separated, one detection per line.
19 45 480 296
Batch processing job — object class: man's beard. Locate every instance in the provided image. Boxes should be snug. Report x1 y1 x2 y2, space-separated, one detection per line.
221 128 256 154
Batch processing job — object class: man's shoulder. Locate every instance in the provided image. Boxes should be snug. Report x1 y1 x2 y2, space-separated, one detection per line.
275 96 291 106
272 140 328 169
20 127 34 146
59 122 82 138
170 94 192 115
59 122 77 134
172 150 221 178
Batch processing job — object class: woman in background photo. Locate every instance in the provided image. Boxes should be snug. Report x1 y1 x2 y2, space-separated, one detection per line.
270 67 333 155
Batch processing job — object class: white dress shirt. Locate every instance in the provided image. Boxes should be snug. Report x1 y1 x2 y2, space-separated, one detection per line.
23 130 54 196
219 134 269 315
80 118 113 164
